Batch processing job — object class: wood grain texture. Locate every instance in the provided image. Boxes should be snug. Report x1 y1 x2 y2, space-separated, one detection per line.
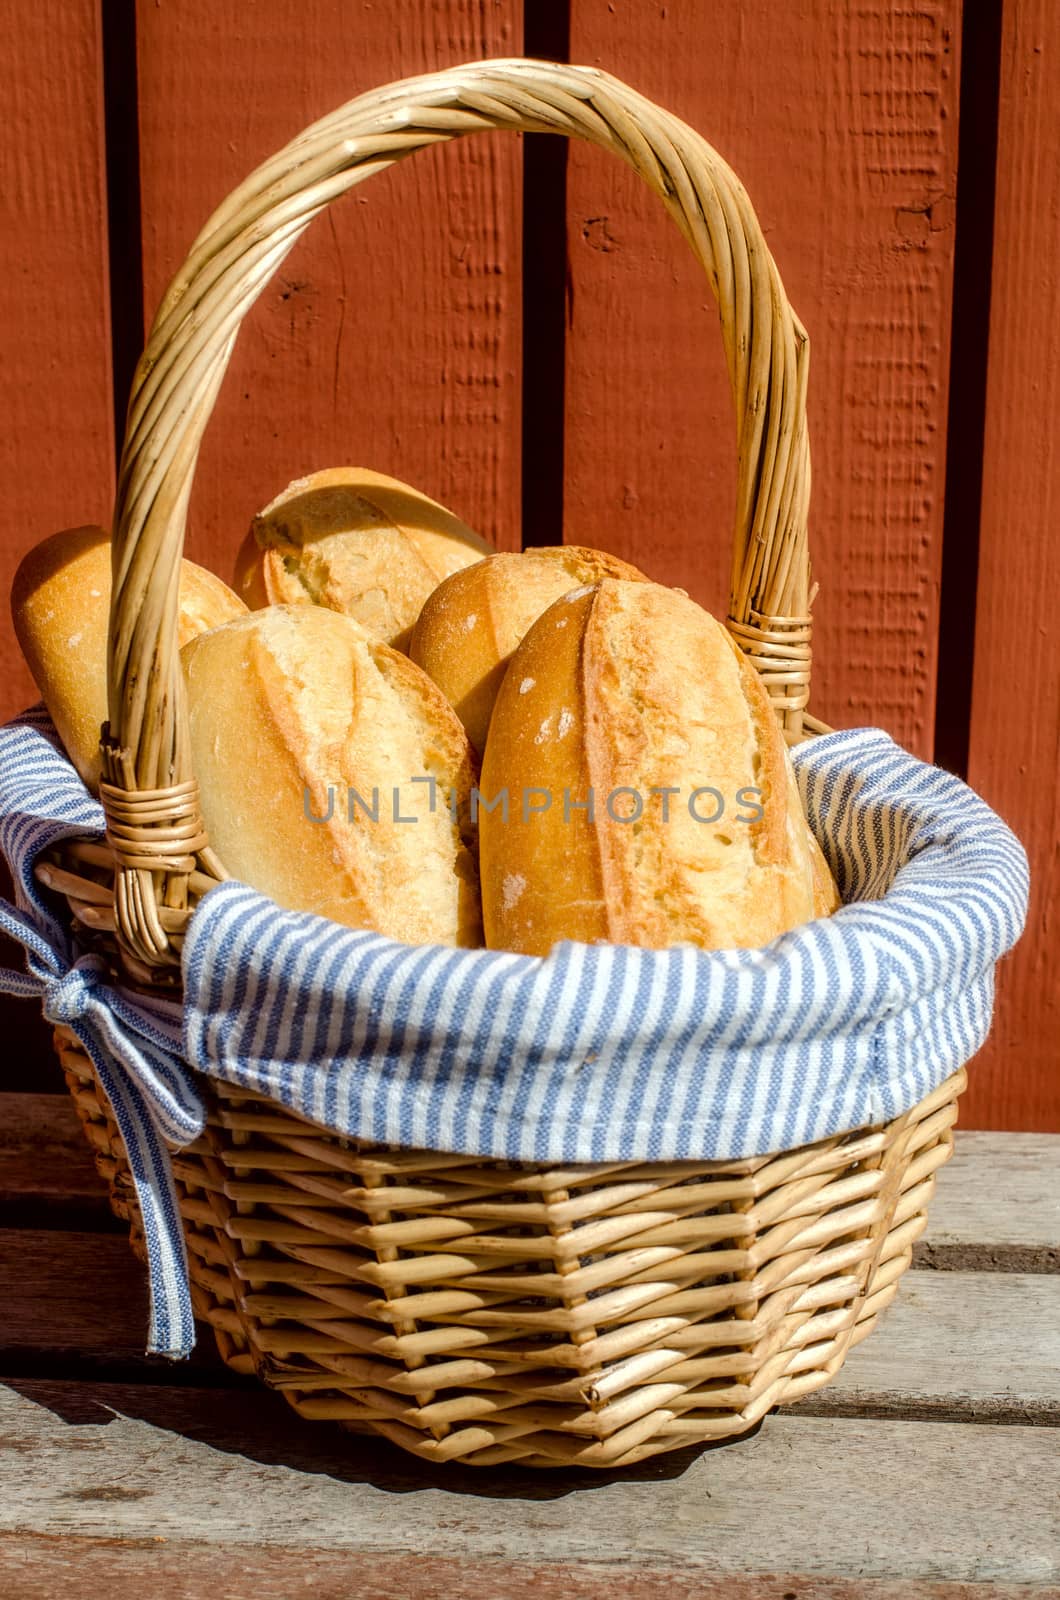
0 1231 230 1383
0 1229 145 1355
0 1384 1056 1586
914 1131 1060 1265
7 1228 1055 1422
1 1538 1055 1600
962 0 1060 1133
134 0 523 583
0 4 113 1064
800 1270 1060 1424
563 1 960 756
0 1 114 729
0 1094 112 1229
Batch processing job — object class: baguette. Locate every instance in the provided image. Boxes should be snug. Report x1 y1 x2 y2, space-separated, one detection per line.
479 579 839 955
181 604 482 945
234 467 492 651
11 525 246 790
409 545 647 754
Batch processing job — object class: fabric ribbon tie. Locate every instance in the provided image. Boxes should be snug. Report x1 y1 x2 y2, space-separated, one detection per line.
39 952 108 1025
0 895 203 1358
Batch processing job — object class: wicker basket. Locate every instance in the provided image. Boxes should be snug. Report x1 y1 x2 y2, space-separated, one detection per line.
40 59 965 1469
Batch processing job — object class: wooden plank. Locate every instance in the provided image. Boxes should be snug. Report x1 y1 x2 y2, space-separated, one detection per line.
0 1384 1055 1587
1 1098 1054 1246
563 2 960 757
7 1261 1057 1436
0 0 114 727
0 1536 1053 1600
0 1015 61 1096
962 0 1060 1134
0 1379 346 1461
0 1095 106 1194
133 0 523 589
0 1229 145 1364
0 1231 229 1384
914 1132 1060 1270
0 1093 112 1230
801 1270 1060 1425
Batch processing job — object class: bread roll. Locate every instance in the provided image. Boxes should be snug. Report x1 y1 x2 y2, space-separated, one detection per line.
181 605 482 945
10 525 246 791
409 545 648 754
479 579 839 955
234 467 492 651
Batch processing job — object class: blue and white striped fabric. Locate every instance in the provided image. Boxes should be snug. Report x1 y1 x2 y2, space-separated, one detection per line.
0 704 1029 1357
0 707 201 1357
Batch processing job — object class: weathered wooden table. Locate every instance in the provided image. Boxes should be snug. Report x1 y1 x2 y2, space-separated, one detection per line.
1 1095 1057 1597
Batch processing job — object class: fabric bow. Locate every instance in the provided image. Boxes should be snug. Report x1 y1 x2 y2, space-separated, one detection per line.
0 894 204 1357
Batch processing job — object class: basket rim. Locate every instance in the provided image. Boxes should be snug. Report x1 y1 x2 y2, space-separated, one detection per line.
11 709 1022 1170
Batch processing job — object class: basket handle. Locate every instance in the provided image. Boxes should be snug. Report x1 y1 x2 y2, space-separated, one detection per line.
103 57 815 970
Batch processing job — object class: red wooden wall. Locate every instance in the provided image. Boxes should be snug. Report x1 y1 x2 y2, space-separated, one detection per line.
0 1 1054 1130
564 2 959 756
1 1 114 713
134 1 523 563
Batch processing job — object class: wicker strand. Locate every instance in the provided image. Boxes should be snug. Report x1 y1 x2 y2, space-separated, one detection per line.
100 778 210 873
96 732 224 968
727 609 814 727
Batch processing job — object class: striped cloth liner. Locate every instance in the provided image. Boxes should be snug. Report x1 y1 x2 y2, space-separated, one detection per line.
0 707 200 1356
0 704 1029 1357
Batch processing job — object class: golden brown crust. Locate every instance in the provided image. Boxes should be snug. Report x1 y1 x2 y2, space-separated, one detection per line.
234 467 492 651
480 578 838 955
11 525 245 791
479 586 608 951
410 545 648 754
181 605 482 946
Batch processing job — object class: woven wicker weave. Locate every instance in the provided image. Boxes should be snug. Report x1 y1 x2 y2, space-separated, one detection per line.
55 1024 963 1466
40 59 966 1467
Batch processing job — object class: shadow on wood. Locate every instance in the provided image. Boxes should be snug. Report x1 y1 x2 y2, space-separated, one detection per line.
1 1376 762 1500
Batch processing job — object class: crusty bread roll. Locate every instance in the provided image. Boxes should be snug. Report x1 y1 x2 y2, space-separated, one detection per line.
11 525 246 791
479 579 840 955
181 604 482 946
233 468 493 652
409 545 648 754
